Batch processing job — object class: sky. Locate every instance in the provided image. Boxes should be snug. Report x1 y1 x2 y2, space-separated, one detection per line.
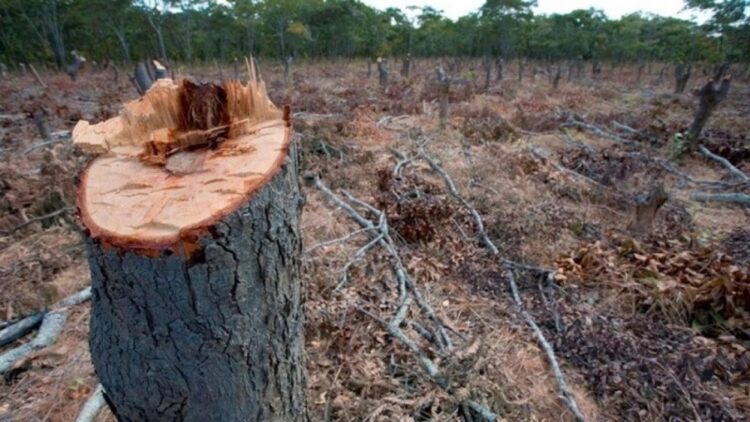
360 0 706 21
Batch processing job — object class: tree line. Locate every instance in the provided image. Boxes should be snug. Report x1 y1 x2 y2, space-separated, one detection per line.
0 0 748 70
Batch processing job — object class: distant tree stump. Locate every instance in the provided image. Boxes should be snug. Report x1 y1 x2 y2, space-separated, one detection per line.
75 73 307 421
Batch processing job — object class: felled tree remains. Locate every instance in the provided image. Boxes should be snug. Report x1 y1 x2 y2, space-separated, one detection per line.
73 60 307 421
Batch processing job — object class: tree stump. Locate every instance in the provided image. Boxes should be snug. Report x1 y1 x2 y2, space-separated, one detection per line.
74 68 307 421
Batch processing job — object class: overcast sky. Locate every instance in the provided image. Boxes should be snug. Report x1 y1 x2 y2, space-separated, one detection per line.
360 0 705 21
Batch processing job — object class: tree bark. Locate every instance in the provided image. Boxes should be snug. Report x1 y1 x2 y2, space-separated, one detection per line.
75 75 307 421
674 63 692 94
84 143 306 421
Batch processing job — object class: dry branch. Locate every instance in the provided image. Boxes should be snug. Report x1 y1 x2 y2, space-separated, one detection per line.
562 117 635 146
75 384 106 422
0 311 45 348
531 147 605 188
0 287 91 374
29 64 46 89
698 145 749 183
418 148 586 422
691 192 750 206
0 206 73 236
313 175 495 420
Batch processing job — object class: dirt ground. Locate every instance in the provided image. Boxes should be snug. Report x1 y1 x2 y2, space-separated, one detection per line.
0 59 748 421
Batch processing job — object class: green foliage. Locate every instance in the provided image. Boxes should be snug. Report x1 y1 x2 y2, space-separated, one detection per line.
0 0 746 66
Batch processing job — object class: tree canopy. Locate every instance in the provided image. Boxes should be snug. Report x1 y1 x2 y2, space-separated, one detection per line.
0 0 747 66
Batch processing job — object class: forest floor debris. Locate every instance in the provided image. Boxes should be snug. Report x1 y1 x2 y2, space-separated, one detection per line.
0 62 748 421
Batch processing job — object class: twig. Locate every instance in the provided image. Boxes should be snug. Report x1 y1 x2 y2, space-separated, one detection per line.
419 148 586 422
304 227 378 255
292 112 344 120
691 192 750 206
315 176 497 419
530 147 605 188
559 130 596 155
337 231 385 291
75 384 106 422
563 117 635 146
698 145 749 182
28 64 47 89
23 130 71 154
419 149 498 255
0 207 73 236
506 269 586 422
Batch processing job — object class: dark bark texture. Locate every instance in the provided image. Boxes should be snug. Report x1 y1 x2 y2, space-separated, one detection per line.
84 142 307 422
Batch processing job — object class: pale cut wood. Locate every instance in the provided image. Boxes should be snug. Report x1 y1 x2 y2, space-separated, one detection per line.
73 60 288 249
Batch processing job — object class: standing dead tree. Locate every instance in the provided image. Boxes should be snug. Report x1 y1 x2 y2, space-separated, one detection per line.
674 63 692 94
436 65 451 127
0 62 7 79
495 57 503 80
675 64 731 156
73 68 307 420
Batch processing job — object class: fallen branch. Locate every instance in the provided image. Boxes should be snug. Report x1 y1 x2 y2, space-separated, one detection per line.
691 192 750 206
563 117 635 146
75 384 106 422
292 112 344 120
28 64 46 89
304 227 378 255
419 148 586 422
506 268 586 422
530 147 605 188
0 287 92 374
388 147 412 178
698 145 749 183
23 130 71 154
313 176 494 420
620 152 740 189
0 206 74 236
0 311 45 348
